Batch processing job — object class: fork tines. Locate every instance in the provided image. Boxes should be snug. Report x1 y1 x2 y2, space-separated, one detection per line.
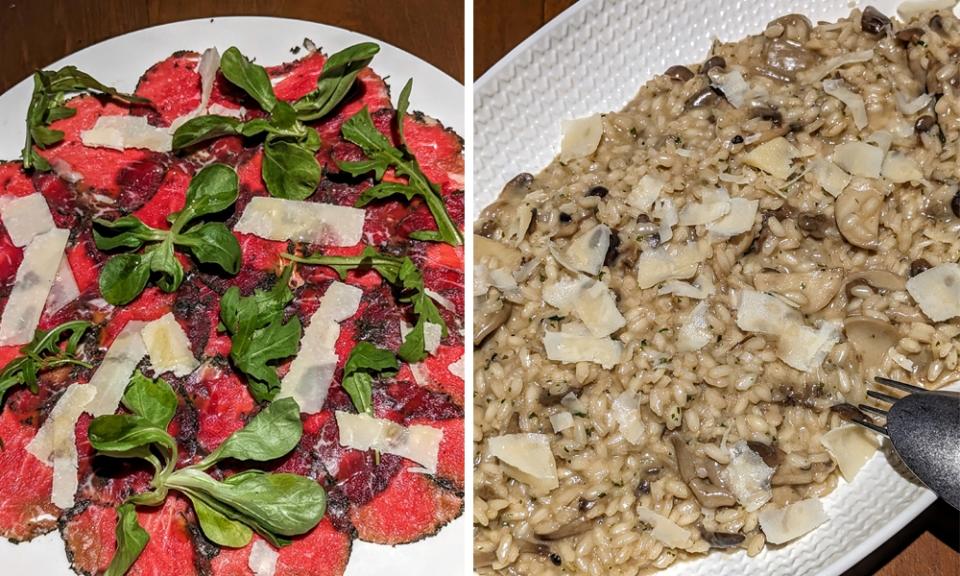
874 376 925 394
866 389 901 405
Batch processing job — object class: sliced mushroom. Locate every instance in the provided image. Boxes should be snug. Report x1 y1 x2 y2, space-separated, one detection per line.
701 528 746 549
753 269 844 313
536 517 597 541
771 461 835 486
479 173 536 242
843 316 899 368
475 235 522 269
669 434 737 508
475 303 512 346
921 184 960 220
845 269 907 292
835 181 883 249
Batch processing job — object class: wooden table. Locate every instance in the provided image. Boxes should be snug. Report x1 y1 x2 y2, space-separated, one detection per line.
475 2 959 575
0 0 463 93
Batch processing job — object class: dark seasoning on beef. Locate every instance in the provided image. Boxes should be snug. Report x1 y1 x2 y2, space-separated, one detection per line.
0 40 464 576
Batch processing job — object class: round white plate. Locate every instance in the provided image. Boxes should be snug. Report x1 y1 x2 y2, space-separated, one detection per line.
0 16 464 576
475 1 955 575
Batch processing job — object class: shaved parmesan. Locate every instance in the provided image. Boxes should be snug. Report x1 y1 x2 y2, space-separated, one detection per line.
0 228 70 346
550 411 574 433
742 137 799 180
627 174 666 212
543 275 591 311
563 225 610 276
141 313 199 377
820 425 879 482
424 288 456 312
736 290 800 334
906 263 960 321
777 320 841 373
543 325 622 369
336 411 443 474
708 197 758 238
84 321 149 416
81 115 172 152
612 391 646 444
881 152 922 183
801 50 874 83
197 47 220 112
659 271 715 300
423 321 443 355
898 0 957 19
896 91 933 115
723 441 773 512
573 278 625 338
715 70 750 108
652 197 678 242
636 508 692 549
488 433 559 493
448 355 464 379
27 384 97 509
678 189 730 226
248 539 278 576
0 193 55 246
833 141 883 178
45 256 79 315
677 301 713 352
759 498 827 544
560 115 603 162
561 392 586 415
822 80 868 131
811 158 851 197
280 281 362 413
636 242 704 289
234 197 365 247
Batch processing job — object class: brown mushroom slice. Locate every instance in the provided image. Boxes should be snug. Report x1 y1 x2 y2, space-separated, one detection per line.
770 461 835 486
835 182 883 249
753 269 844 313
846 270 906 292
475 234 522 269
843 316 900 367
701 529 746 549
536 517 597 541
669 434 737 508
475 302 512 346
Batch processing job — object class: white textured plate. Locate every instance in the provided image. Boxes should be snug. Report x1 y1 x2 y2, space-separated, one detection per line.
475 1 956 575
0 16 463 576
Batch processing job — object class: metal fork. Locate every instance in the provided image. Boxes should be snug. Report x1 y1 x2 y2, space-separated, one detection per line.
844 376 960 510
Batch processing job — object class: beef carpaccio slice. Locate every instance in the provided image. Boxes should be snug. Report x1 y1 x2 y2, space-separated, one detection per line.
0 40 463 576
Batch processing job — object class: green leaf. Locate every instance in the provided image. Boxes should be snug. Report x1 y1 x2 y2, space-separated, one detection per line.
121 371 177 429
172 115 242 149
99 253 151 305
341 341 398 416
187 493 253 548
0 320 91 406
293 43 380 122
220 47 277 112
176 222 241 275
395 78 412 146
88 413 177 456
104 503 150 576
262 140 322 200
145 242 184 293
342 372 374 415
93 216 166 251
167 468 326 537
270 101 298 130
355 182 418 207
176 163 240 226
199 397 303 468
235 317 302 402
340 107 393 157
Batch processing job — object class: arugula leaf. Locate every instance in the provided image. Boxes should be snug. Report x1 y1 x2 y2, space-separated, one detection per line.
341 343 398 415
262 140 322 200
220 47 277 112
198 397 303 468
104 503 150 576
94 163 241 304
22 67 149 171
282 248 447 362
0 320 92 406
293 43 380 121
219 267 302 402
338 93 462 246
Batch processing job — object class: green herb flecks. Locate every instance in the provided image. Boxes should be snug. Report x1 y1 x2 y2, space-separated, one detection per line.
93 163 241 305
338 79 462 246
282 246 446 363
93 376 324 576
22 67 149 171
173 44 379 200
218 266 302 402
0 320 92 406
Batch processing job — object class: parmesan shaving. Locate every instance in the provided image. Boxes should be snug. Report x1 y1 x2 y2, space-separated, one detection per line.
677 301 713 352
562 225 610 276
543 325 622 369
141 312 199 377
759 499 827 544
742 137 799 180
336 411 443 474
636 508 693 549
833 141 883 179
811 158 851 197
0 193 55 246
234 197 365 247
84 321 149 416
612 391 646 445
44 256 80 315
80 115 173 152
820 425 879 482
636 242 704 289
801 50 874 83
549 411 574 433
905 263 960 321
560 115 603 162
822 79 868 131
248 539 279 576
627 174 666 212
488 433 559 493
707 197 758 238
0 228 70 346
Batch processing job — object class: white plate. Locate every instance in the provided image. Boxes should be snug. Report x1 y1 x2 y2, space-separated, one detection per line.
474 1 956 575
0 16 464 576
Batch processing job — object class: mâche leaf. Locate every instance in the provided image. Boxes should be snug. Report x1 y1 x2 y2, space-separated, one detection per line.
219 267 302 402
293 43 380 121
94 163 241 304
220 47 277 112
187 493 254 547
337 85 462 246
104 503 150 576
282 247 447 362
0 320 92 406
171 115 243 149
121 371 178 429
21 66 149 171
198 397 303 468
262 140 322 200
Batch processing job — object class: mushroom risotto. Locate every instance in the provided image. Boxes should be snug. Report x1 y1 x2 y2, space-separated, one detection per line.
474 5 959 575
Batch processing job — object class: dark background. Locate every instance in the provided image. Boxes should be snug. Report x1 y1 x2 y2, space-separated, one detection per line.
0 0 464 93
474 0 960 575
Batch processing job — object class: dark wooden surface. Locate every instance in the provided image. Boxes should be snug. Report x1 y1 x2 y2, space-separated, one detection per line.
0 0 463 93
473 1 960 575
